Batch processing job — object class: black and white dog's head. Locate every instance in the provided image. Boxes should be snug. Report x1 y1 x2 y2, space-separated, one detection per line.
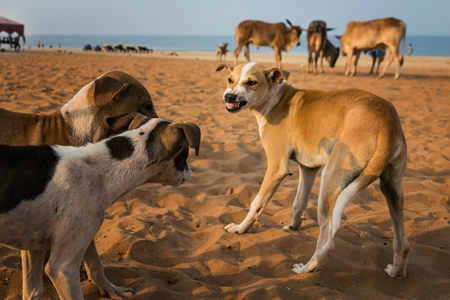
103 118 201 187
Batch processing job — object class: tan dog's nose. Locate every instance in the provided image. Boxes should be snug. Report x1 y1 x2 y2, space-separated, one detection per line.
224 93 237 103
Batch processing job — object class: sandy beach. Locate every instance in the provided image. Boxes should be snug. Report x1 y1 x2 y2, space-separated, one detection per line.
0 48 449 299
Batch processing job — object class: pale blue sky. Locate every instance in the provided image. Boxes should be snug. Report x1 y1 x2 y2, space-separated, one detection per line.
2 0 449 36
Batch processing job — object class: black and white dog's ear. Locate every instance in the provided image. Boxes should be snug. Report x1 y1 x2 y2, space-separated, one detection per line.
172 123 201 156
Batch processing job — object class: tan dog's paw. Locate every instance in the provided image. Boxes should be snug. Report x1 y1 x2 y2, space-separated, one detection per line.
291 263 307 274
384 264 407 279
224 223 241 233
282 225 298 232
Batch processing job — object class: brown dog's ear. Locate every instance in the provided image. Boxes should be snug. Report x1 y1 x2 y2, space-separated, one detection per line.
106 112 149 132
263 67 290 84
215 63 235 73
91 75 131 107
172 123 201 156
126 112 149 130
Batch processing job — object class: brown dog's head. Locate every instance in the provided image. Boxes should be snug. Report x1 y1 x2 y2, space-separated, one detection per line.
215 62 290 113
62 70 158 145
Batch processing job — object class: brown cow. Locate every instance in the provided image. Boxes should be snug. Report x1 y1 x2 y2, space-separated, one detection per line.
340 17 406 79
234 19 302 68
306 20 338 74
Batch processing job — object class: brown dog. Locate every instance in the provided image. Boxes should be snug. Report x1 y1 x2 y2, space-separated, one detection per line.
216 62 409 278
0 70 158 299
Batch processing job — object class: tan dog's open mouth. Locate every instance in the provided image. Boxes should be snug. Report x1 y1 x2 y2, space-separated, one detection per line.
224 93 247 113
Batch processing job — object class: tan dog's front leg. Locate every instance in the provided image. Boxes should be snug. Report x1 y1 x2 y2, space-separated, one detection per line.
21 250 46 299
283 165 320 231
225 161 289 234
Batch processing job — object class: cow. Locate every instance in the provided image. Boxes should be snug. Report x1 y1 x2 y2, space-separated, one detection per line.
114 43 126 52
126 44 138 52
233 19 302 68
323 38 340 69
306 20 339 74
339 17 406 79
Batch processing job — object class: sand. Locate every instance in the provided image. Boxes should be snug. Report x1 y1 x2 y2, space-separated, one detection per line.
0 48 449 299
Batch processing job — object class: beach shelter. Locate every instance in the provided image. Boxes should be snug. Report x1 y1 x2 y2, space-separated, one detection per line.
0 16 26 43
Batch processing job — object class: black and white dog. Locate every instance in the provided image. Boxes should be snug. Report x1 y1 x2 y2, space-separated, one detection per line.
0 118 200 299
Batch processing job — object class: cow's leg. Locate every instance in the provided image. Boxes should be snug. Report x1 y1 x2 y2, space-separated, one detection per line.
369 54 376 74
313 52 319 74
344 53 352 76
393 48 402 80
274 48 282 68
308 50 313 73
319 50 324 73
243 44 251 62
376 58 382 74
233 42 243 65
351 51 361 76
379 49 395 79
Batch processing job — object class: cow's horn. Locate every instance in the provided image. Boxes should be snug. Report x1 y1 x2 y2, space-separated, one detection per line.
326 27 336 31
285 19 293 27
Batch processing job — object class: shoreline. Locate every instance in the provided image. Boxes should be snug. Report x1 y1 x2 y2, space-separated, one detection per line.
7 47 450 70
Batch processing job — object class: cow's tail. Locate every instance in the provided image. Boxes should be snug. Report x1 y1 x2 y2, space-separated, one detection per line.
400 20 407 66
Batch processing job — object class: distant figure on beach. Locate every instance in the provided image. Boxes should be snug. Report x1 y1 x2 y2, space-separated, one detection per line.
407 43 413 56
216 42 228 61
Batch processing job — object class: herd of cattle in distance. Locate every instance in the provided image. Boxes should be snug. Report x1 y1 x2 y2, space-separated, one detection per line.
83 43 153 53
227 17 407 79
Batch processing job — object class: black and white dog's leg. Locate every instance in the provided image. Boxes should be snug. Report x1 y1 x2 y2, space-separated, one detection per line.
84 241 135 298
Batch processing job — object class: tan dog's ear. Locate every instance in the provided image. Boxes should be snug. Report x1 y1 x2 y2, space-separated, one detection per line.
263 67 290 84
215 63 235 73
106 112 149 132
172 123 201 156
91 76 131 107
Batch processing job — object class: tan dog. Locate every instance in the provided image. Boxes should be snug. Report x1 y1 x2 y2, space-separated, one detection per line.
216 62 410 278
216 42 228 61
0 70 158 299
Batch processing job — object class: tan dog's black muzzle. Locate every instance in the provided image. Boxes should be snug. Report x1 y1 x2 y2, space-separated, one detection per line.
224 93 237 103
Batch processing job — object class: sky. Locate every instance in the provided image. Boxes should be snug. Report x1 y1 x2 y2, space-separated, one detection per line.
2 0 450 36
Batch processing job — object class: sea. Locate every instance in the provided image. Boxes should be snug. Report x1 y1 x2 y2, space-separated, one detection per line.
19 34 450 57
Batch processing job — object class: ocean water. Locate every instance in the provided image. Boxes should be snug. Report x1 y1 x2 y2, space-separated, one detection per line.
18 34 450 57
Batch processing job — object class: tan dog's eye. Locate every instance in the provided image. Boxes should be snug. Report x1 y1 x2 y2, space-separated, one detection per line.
227 78 233 84
247 81 257 86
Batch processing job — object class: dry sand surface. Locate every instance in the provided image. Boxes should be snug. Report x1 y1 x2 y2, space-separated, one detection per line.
0 48 449 299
